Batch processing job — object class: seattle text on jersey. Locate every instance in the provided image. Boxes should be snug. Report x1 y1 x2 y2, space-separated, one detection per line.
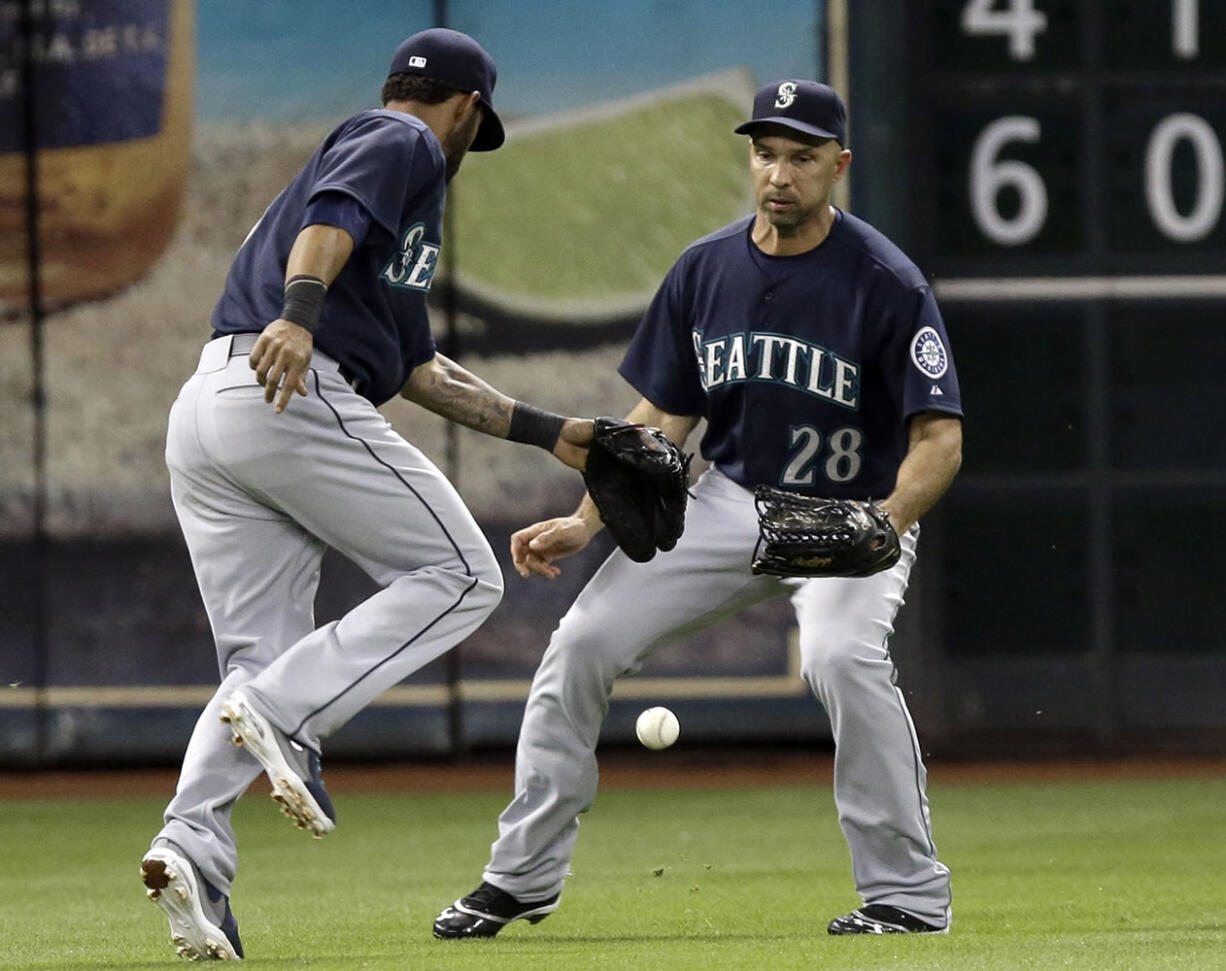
692 329 860 410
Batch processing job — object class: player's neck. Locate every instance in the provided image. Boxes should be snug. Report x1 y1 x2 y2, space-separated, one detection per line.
385 99 451 147
752 204 838 256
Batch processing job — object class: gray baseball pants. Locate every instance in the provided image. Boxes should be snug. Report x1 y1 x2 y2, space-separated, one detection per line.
483 466 951 927
155 334 503 893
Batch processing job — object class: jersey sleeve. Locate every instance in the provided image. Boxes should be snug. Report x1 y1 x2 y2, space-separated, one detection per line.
300 190 373 248
309 116 437 238
896 286 963 420
617 259 707 416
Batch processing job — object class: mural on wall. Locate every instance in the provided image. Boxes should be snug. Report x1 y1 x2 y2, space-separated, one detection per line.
0 0 193 315
0 0 823 759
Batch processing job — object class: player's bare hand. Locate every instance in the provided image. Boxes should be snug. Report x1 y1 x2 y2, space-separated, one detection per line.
511 516 593 578
250 320 313 412
552 418 595 470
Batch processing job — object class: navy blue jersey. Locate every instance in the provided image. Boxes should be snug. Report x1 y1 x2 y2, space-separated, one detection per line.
211 109 445 406
619 211 962 500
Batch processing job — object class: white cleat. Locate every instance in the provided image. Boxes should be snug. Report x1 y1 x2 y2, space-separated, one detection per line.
219 691 335 838
141 847 242 960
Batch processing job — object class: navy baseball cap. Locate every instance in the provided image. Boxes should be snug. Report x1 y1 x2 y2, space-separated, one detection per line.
735 80 847 146
388 28 505 151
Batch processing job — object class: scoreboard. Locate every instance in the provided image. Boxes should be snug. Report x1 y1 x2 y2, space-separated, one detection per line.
911 0 1226 282
893 0 1226 706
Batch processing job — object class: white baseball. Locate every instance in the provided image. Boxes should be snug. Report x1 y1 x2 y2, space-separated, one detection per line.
635 706 680 750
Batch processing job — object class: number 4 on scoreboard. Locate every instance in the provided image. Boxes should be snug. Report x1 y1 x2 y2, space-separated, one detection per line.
960 0 1047 61
960 0 1200 62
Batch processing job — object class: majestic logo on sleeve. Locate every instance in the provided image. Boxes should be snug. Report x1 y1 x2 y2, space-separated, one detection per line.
774 82 798 109
693 330 860 410
911 326 949 378
380 222 440 292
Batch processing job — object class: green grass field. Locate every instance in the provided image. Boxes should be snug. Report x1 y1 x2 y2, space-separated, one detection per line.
454 90 750 299
3 770 1225 969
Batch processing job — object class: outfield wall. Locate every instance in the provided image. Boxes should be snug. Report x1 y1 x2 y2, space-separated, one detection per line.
3 1 1223 766
1 0 835 765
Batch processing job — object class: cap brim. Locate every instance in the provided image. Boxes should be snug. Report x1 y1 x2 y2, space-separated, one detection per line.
471 100 505 152
734 117 841 142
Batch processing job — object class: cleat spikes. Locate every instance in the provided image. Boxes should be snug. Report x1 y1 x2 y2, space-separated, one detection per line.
142 847 243 960
220 690 335 837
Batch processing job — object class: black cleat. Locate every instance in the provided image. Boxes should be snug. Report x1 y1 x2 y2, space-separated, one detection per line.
827 903 947 935
433 881 560 939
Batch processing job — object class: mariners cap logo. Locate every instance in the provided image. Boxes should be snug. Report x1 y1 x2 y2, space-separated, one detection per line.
911 326 949 378
736 80 847 145
774 81 798 109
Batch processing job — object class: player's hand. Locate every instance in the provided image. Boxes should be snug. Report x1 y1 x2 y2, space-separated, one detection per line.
250 319 313 413
511 516 595 579
552 418 595 470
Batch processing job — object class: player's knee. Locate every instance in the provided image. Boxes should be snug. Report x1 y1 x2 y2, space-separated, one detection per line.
476 571 504 613
544 623 641 690
467 547 504 612
799 640 876 692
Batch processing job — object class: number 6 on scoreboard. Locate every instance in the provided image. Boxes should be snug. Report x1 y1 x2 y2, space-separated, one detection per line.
969 116 1047 246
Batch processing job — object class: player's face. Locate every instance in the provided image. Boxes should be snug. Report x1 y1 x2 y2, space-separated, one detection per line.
442 101 483 179
750 133 850 231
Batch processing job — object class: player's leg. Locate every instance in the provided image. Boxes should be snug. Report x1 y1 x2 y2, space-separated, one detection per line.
151 367 328 894
435 468 781 937
144 358 327 958
207 362 503 750
790 528 952 932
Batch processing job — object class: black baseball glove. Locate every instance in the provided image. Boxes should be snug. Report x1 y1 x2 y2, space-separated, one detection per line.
750 486 901 578
582 417 690 563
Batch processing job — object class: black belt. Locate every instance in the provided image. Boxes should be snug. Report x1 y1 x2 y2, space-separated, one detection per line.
226 332 260 357
221 332 364 394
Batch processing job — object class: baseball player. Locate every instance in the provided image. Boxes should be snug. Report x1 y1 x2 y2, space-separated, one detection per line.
139 29 595 961
434 80 963 939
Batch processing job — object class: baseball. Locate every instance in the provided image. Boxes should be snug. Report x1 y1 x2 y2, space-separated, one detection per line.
635 706 680 750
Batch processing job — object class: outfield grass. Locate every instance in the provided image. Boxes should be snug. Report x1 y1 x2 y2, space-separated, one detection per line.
2 772 1224 968
452 84 752 303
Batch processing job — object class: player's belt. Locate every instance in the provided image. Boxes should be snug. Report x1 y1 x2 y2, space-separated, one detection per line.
200 332 363 394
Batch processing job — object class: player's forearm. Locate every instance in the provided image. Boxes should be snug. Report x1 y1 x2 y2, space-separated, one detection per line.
624 398 701 449
879 414 962 534
401 352 516 435
401 354 591 467
272 225 356 336
570 493 605 534
285 224 355 286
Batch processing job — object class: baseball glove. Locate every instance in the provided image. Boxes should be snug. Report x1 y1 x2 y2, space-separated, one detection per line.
582 417 690 563
750 486 901 578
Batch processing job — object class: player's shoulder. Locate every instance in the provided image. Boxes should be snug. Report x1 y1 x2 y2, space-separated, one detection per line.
329 109 440 159
675 215 755 264
830 210 930 293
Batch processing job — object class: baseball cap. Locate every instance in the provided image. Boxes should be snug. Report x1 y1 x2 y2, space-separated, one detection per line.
734 80 847 146
388 28 505 151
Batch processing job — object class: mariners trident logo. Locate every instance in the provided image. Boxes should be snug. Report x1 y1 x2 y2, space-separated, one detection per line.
910 326 949 378
774 82 798 108
381 222 440 291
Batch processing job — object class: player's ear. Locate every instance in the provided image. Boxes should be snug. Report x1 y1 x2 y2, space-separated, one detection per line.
833 149 852 180
455 90 481 125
